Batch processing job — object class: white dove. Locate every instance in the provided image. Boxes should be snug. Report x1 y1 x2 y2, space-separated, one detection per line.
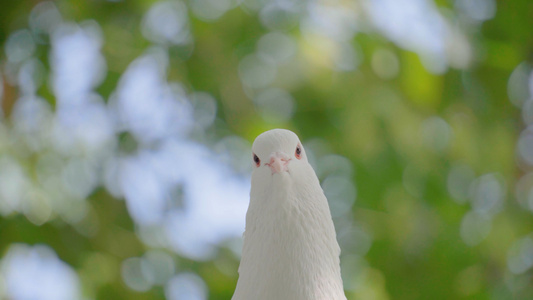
233 129 346 300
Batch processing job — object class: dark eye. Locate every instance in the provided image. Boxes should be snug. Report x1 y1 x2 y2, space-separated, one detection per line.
253 154 261 167
295 145 302 159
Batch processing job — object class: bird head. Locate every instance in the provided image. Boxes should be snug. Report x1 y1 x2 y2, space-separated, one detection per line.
251 129 308 179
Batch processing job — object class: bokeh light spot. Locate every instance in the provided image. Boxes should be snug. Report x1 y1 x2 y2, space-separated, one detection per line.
142 1 191 45
165 272 208 300
507 62 531 108
421 116 453 153
5 30 35 63
455 0 496 22
322 175 356 218
121 257 152 292
507 236 533 274
238 54 277 89
517 126 533 166
447 164 475 204
257 32 296 65
190 0 232 21
1 244 82 300
253 87 295 123
460 211 492 246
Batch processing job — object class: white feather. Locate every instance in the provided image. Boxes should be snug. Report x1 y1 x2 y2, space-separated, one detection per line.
233 129 346 300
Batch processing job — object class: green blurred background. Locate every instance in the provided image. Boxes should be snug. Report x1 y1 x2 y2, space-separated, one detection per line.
1 0 532 299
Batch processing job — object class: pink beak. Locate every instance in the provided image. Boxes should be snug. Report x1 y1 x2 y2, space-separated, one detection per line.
266 152 290 174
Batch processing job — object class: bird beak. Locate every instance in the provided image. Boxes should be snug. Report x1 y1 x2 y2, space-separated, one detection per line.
266 152 290 174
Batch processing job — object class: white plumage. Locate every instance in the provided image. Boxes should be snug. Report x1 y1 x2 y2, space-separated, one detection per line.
233 129 346 300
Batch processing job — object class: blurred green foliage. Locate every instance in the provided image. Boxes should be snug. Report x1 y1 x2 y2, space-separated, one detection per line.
1 0 533 299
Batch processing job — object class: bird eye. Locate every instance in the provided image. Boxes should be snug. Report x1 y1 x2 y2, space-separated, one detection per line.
295 145 302 159
253 154 261 167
